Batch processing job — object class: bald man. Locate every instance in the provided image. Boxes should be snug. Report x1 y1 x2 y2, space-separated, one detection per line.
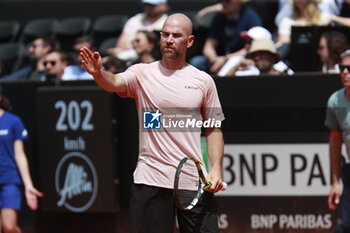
81 13 225 233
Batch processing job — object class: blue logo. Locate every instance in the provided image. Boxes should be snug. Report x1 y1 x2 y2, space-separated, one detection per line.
143 110 161 129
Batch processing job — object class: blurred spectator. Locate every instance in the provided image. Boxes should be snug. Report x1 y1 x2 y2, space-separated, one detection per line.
189 0 262 74
1 36 56 80
42 50 68 81
275 0 343 27
130 30 159 65
277 0 333 45
317 30 350 73
195 3 223 21
278 0 350 45
227 39 286 76
217 26 289 76
102 56 127 74
107 0 168 62
62 36 94 80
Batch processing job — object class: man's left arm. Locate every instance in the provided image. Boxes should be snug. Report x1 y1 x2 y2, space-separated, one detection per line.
205 127 225 193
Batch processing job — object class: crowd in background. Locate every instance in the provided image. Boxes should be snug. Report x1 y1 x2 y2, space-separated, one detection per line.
1 0 350 81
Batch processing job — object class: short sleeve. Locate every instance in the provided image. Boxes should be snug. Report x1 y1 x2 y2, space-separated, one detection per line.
325 93 341 130
118 67 139 98
13 117 28 141
278 17 293 36
202 77 225 123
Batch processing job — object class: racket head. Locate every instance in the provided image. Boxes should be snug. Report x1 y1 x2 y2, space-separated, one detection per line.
174 157 211 210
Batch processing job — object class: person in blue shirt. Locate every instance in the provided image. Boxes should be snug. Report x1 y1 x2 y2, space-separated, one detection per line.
61 36 95 81
0 86 43 233
190 0 262 74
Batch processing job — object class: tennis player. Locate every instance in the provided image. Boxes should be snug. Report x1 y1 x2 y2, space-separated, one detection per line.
81 13 225 233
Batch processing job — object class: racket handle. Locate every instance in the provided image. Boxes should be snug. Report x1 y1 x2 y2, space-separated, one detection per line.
221 182 227 191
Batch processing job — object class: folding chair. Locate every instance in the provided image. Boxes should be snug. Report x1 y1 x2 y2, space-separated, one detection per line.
0 20 20 43
0 42 25 75
53 17 92 52
92 14 128 49
20 18 58 45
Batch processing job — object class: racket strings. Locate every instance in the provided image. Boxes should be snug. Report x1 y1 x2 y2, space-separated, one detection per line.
176 158 202 209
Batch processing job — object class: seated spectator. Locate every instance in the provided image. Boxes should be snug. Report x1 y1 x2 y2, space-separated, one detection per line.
317 30 350 73
1 36 56 80
227 39 286 76
218 26 280 76
278 0 350 46
102 56 127 74
61 36 94 80
42 50 68 81
189 0 262 74
130 30 159 65
195 3 223 21
275 0 343 27
107 0 168 62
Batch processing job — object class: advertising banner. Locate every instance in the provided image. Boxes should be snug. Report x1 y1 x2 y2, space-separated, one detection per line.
36 86 118 213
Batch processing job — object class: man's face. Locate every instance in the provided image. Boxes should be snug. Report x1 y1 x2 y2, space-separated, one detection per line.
340 56 350 88
317 37 329 63
43 52 67 77
144 3 166 18
29 38 50 60
160 19 192 60
74 41 91 65
251 51 274 73
221 0 241 15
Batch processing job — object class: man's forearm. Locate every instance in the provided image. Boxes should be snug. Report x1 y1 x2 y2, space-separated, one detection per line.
93 69 126 94
206 128 224 171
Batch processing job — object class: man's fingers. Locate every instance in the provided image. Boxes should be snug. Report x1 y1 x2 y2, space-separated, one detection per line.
93 51 100 60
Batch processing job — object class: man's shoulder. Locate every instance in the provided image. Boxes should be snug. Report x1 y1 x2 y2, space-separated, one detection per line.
328 87 347 106
126 13 145 25
126 61 159 74
2 111 21 124
1 65 33 80
239 6 262 22
186 64 213 81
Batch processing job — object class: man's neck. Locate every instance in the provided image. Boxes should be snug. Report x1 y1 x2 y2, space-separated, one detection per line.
0 109 4 117
160 58 187 70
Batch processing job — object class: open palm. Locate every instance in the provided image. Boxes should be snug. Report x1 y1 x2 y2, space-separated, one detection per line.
80 47 102 76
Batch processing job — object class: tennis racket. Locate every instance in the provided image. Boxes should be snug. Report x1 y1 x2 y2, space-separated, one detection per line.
173 156 227 210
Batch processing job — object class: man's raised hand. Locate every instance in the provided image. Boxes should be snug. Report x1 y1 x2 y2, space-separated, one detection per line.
80 47 102 77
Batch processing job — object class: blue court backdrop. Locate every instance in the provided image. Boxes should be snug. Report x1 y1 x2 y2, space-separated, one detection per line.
0 73 345 233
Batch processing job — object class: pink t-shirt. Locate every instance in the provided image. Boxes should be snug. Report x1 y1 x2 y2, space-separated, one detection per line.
118 61 225 189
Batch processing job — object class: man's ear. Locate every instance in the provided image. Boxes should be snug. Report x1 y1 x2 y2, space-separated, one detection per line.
187 35 195 49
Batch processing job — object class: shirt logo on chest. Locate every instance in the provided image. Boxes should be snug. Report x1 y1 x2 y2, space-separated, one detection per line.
184 85 199 91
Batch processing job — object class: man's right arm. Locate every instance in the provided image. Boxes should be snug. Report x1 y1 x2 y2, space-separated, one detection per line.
80 47 127 94
328 129 342 210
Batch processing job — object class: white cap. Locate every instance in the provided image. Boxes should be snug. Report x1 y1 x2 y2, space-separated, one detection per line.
141 0 167 5
240 26 272 41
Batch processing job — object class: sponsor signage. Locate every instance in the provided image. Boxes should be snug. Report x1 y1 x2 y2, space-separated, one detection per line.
37 86 118 213
219 143 347 196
